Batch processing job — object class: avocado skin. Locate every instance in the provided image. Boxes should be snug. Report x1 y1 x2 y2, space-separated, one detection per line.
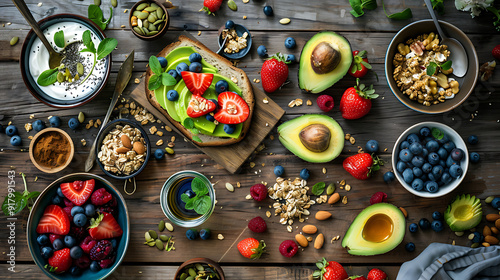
444 194 482 232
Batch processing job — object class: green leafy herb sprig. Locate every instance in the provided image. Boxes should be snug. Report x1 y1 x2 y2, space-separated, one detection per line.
80 29 118 84
148 56 177 91
183 118 203 143
88 4 113 30
349 0 412 20
54 30 65 48
311 182 326 196
427 60 452 76
432 127 444 140
180 177 211 215
2 173 40 216
431 0 445 15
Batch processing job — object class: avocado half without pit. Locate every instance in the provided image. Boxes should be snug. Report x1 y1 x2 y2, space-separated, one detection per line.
278 114 344 163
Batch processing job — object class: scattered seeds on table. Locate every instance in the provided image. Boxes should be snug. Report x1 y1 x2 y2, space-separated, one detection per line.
10 37 19 46
218 234 224 240
342 196 348 204
280 18 291 25
165 147 174 154
148 230 158 240
155 239 164 250
165 222 174 232
246 194 252 200
228 0 237 11
485 196 494 204
226 183 234 192
78 112 85 123
158 220 165 232
111 0 117 7
326 183 336 195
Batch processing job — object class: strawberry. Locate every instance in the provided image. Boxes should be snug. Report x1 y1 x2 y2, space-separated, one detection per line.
367 268 388 280
343 153 383 180
349 50 372 78
200 0 223 14
313 258 348 280
88 212 123 240
60 179 95 206
261 53 289 93
182 72 213 96
186 95 216 118
214 92 250 124
47 248 72 273
493 44 500 60
350 276 367 280
339 79 378 120
36 205 70 235
237 238 266 259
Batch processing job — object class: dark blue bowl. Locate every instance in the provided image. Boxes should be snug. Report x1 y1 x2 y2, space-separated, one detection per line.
218 24 252 60
27 173 130 280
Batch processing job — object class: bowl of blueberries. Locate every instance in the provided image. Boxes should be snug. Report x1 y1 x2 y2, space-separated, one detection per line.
392 122 469 198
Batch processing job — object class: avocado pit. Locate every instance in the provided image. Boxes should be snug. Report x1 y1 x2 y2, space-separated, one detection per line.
311 41 341 74
299 124 331 153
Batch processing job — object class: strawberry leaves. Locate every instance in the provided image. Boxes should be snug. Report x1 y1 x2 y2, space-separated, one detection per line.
180 177 211 215
355 78 378 99
312 257 329 279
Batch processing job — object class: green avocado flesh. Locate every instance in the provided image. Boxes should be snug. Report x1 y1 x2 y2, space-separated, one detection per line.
341 203 405 256
154 46 242 139
277 114 344 163
444 194 483 232
298 31 352 93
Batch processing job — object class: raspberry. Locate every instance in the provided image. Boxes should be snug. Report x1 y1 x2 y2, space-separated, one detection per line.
63 198 74 207
49 234 62 244
248 216 267 233
250 184 268 201
370 191 388 205
104 196 118 208
99 254 116 268
63 206 73 220
74 255 91 269
493 44 500 60
278 240 298 258
80 236 97 254
317 94 334 112
91 188 113 206
90 240 113 261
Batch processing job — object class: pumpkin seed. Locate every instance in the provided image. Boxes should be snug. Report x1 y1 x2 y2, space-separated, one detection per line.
133 10 143 17
188 268 197 277
195 263 204 271
94 0 101 6
147 31 159 36
165 222 174 232
155 239 164 250
156 7 164 18
78 112 85 123
225 183 234 192
137 11 149 20
159 235 170 242
133 27 144 35
77 63 84 76
153 19 164 25
186 276 195 280
142 19 148 28
279 18 291 24
148 230 158 239
148 13 157 23
111 0 117 7
486 196 495 204
57 72 65 83
145 231 153 242
144 6 157 12
10 37 19 46
326 183 336 195
136 3 149 10
165 147 174 154
228 0 237 11
180 273 188 280
158 220 165 232
148 23 157 31
150 2 159 8
142 27 149 34
147 240 155 246
157 23 163 31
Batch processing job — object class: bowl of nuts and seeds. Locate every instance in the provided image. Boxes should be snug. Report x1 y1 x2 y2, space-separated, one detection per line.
218 22 252 60
174 258 225 280
129 0 170 40
95 119 150 180
385 20 478 114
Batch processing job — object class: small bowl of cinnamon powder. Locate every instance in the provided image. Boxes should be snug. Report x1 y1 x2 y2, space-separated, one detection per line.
29 128 74 173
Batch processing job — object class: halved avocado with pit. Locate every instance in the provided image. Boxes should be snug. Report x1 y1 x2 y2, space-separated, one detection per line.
298 31 352 93
278 114 344 163
341 203 405 256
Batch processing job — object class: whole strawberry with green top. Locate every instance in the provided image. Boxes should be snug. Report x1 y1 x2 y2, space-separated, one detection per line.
339 79 378 120
200 0 223 14
237 238 266 259
261 53 289 93
312 258 348 280
343 153 383 180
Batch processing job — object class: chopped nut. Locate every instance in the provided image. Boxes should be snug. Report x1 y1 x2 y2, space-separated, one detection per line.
149 126 157 135
156 139 164 146
243 15 247 19
287 225 293 232
134 78 140 84
345 133 351 140
345 184 351 191
266 211 271 217
156 131 164 137
167 142 175 148
165 126 172 132
306 236 313 242
342 196 348 204
340 180 346 186
24 123 32 132
349 136 355 144
29 114 35 119
246 194 252 200
263 98 269 104
28 136 33 140
249 162 255 168
197 31 201 36
225 183 234 192
81 139 87 146
237 182 241 188
120 25 126 28
218 234 224 240
288 100 296 108
306 99 312 106
96 119 102 126
124 9 128 13
322 167 326 174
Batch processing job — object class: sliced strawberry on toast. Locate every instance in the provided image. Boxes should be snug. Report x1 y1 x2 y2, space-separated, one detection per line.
182 71 213 96
186 95 216 118
60 179 95 206
36 205 70 235
88 212 123 240
214 92 250 124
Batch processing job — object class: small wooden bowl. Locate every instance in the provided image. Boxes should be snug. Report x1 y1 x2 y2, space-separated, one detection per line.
174 258 225 280
129 0 170 41
29 128 74 173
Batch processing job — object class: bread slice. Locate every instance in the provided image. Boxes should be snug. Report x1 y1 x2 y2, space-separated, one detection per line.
145 35 255 146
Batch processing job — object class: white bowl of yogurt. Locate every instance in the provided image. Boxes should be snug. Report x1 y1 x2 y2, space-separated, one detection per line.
20 14 111 108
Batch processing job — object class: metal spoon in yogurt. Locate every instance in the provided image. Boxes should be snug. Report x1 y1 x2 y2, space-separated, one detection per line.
424 0 468 77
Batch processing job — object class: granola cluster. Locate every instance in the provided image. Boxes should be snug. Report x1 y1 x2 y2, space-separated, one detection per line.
222 28 248 54
268 177 315 226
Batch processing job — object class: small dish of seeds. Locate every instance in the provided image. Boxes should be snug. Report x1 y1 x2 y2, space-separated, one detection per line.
129 0 170 40
174 258 225 280
217 23 252 60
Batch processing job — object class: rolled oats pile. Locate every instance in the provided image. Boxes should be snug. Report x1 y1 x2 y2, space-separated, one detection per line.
98 124 147 176
268 177 315 226
222 28 248 54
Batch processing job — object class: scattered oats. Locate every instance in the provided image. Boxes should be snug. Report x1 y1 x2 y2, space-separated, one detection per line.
261 163 265 167
134 78 140 84
345 184 351 191
37 2 43 7
156 139 164 146
96 119 102 126
149 126 158 135
170 136 176 142
121 25 126 28
34 176 38 182
295 99 303 106
218 234 224 240
266 211 271 217
124 9 128 13
197 31 202 36
287 225 292 232
165 126 172 132
28 136 33 140
86 123 92 129
384 148 388 152
157 131 163 137
288 99 296 108
306 99 312 106
24 123 32 132
340 186 344 190
231 76 238 84
342 196 348 204
349 136 355 144
225 183 234 192
94 122 99 128
255 79 260 83
167 142 175 148
141 120 149 125
81 139 87 146
249 162 255 168
237 182 241 188
306 236 313 242
8 121 12 125
263 98 269 104
246 194 252 200
29 114 35 119
243 15 247 20
340 180 346 186
345 133 351 140
322 167 326 174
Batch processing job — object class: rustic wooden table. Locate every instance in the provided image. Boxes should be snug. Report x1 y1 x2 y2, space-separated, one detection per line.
1 0 499 279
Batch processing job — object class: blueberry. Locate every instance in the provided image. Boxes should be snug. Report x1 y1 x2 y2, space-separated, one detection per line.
284 37 296 49
443 141 456 153
437 134 449 145
223 124 236 134
471 231 484 243
399 149 413 162
469 152 480 163
189 62 203 73
215 80 229 94
286 54 297 63
111 239 118 249
431 220 444 232
411 156 425 168
189 53 202 64
406 133 420 144
186 229 198 240
70 266 82 276
225 20 235 29
53 239 64 250
420 174 428 182
158 57 168 68
405 242 415 252
71 206 84 217
64 235 76 248
209 99 218 110
412 167 423 178
84 204 95 216
440 172 452 185
428 152 440 165
449 165 463 178
52 195 62 205
37 234 49 246
176 62 189 74
41 247 53 259
10 135 21 146
5 125 18 136
185 189 196 198
90 261 101 272
409 223 418 233
48 116 61 128
300 168 310 180
437 147 448 160
274 165 284 177
365 140 379 153
427 173 437 182
426 140 439 152
383 171 395 183
491 197 500 209
432 211 442 220
468 135 478 145
420 127 431 137
167 89 179 101
411 178 424 191
257 45 268 58
409 142 423 155
419 218 431 230
400 141 410 150
263 5 273 16
73 213 87 227
168 69 181 82
70 245 83 259
200 228 211 240
152 148 164 160
205 114 215 122
446 155 459 167
68 118 79 130
450 148 464 161
422 163 432 174
402 168 414 184
396 161 407 173
425 181 439 193
422 148 429 158
432 165 444 180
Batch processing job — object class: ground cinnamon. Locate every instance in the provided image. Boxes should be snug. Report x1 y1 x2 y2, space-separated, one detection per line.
33 131 71 168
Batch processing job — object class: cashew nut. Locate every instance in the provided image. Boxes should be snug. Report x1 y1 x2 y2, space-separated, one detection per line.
449 80 459 94
423 32 436 47
441 67 453 75
397 43 410 56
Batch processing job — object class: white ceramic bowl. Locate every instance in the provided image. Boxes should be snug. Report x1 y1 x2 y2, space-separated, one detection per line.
392 122 469 198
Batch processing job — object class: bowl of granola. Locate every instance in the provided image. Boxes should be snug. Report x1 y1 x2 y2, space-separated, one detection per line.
95 119 150 180
218 23 252 60
385 20 478 114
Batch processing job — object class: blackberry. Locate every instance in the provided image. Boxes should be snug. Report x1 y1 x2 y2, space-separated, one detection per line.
90 240 113 261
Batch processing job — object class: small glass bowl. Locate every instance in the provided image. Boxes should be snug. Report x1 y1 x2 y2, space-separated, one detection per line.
160 171 215 227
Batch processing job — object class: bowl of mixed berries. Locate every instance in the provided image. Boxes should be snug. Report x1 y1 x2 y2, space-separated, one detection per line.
27 173 129 279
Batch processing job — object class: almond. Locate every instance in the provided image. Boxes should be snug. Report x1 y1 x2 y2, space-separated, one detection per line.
485 235 499 245
399 207 408 218
482 242 491 247
314 233 324 249
486 214 500 222
116 146 130 154
491 227 500 235
315 211 332 221
328 193 340 204
133 141 146 154
121 134 132 148
295 234 308 247
496 219 500 230
483 225 492 237
302 225 317 235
